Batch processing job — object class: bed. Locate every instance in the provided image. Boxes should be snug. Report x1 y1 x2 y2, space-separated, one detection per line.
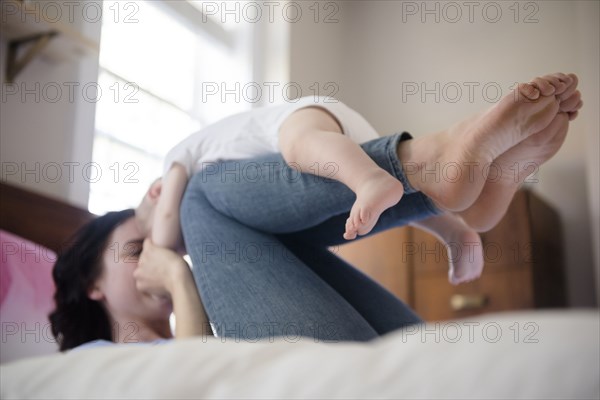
1 181 598 399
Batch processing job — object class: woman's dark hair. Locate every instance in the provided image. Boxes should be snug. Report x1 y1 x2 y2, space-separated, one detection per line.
49 209 135 351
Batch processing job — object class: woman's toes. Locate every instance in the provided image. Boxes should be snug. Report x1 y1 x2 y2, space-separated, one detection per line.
557 73 580 101
545 75 568 94
518 83 540 100
567 100 582 120
560 91 581 112
532 76 556 96
568 110 579 121
558 76 579 101
552 72 573 87
567 73 579 87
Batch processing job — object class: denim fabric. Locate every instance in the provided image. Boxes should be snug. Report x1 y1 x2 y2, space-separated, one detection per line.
197 132 439 236
180 133 441 342
180 181 379 342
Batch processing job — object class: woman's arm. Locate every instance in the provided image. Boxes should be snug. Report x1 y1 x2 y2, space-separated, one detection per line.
169 267 212 339
151 163 188 250
135 238 211 339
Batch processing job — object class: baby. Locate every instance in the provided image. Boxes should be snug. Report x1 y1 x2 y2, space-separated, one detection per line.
135 97 484 285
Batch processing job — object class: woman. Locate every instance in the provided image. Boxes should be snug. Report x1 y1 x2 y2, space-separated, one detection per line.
50 134 432 350
50 73 581 350
50 209 211 350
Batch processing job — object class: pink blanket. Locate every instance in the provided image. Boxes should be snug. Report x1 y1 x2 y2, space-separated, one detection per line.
0 230 58 363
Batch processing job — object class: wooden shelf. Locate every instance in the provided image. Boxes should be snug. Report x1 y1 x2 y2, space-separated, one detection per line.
1 0 99 82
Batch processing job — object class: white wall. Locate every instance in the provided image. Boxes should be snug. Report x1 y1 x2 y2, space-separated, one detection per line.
575 2 600 307
0 1 102 208
289 0 598 307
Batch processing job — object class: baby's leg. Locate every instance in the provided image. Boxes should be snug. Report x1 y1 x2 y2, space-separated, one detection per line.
410 214 484 285
279 107 404 240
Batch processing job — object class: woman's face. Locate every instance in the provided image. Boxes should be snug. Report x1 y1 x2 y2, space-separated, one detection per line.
89 217 173 326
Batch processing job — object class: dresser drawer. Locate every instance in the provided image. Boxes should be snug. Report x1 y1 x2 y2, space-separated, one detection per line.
413 268 534 321
408 234 533 274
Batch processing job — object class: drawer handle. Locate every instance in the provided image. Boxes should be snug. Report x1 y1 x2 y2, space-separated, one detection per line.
450 294 489 311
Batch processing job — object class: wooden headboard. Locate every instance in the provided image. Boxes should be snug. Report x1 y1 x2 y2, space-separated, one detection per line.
0 181 95 253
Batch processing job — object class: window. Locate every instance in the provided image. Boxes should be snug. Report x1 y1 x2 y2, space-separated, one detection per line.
89 0 253 214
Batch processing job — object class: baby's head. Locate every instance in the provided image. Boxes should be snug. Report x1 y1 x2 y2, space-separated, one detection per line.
134 178 162 237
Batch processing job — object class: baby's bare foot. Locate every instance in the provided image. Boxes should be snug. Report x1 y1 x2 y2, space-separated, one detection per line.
343 170 404 240
398 73 564 213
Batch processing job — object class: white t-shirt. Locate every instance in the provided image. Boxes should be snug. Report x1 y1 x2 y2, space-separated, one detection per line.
163 96 380 177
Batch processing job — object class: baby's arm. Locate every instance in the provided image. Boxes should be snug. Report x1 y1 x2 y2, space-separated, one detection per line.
151 163 188 250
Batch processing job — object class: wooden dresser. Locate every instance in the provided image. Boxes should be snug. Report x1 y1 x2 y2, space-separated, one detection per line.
335 189 567 321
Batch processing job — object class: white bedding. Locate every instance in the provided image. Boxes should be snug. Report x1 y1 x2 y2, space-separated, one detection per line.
2 310 598 399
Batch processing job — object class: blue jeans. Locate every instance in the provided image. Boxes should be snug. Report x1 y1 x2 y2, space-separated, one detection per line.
180 132 441 342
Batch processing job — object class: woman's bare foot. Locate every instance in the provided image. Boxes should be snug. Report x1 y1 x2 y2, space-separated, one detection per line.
344 73 579 240
411 214 484 285
398 73 565 212
343 169 404 240
458 73 582 231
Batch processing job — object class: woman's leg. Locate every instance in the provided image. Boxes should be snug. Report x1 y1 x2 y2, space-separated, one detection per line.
180 172 379 342
277 191 437 247
198 132 437 235
278 235 423 335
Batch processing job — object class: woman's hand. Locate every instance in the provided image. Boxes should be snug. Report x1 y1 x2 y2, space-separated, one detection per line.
133 238 190 297
135 238 211 339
